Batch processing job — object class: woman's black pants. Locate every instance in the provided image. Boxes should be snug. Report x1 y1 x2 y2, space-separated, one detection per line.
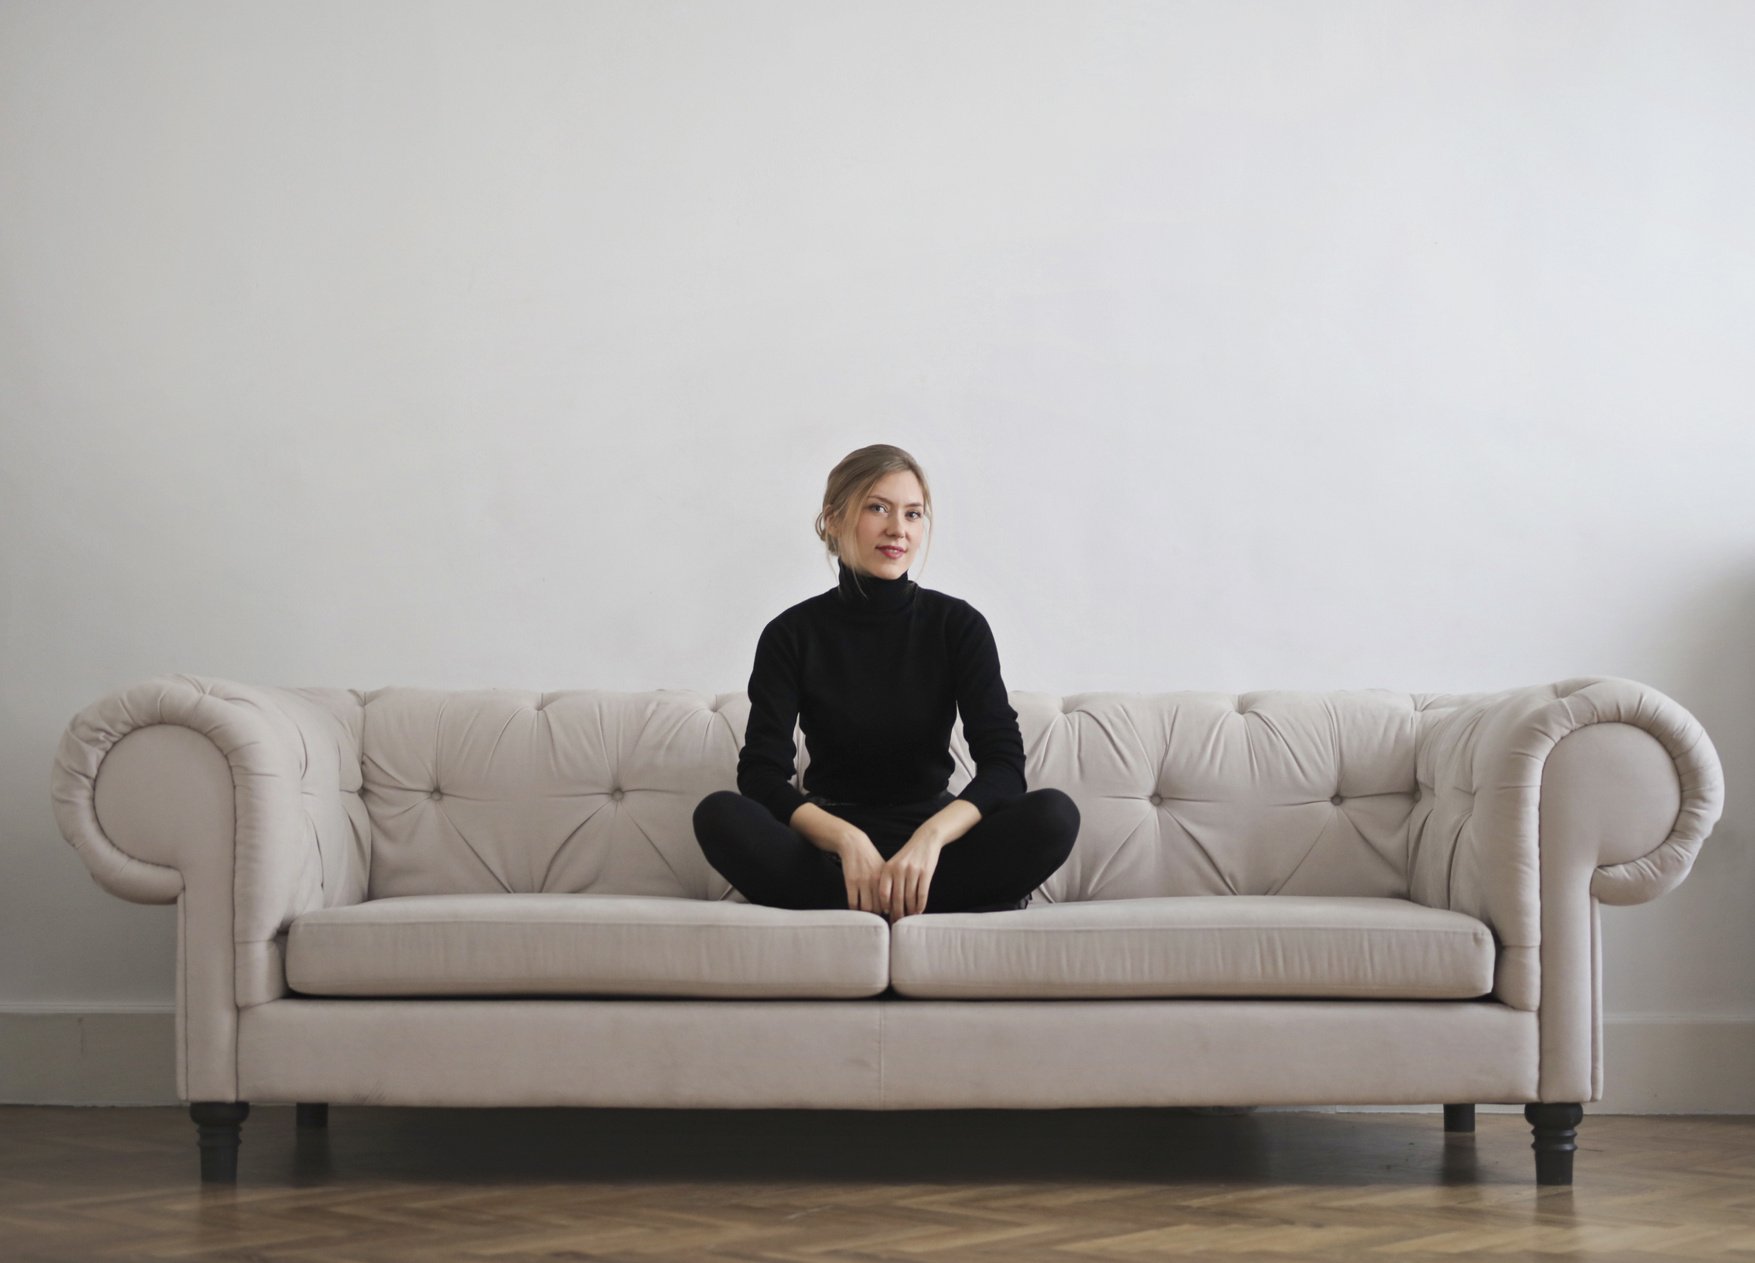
693 787 1079 914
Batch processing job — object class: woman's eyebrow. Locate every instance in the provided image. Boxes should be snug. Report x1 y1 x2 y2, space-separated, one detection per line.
872 496 925 508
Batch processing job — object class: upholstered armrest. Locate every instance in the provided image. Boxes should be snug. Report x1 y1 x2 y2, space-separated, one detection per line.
1409 676 1724 1100
52 673 369 919
49 675 370 1097
1412 677 1723 927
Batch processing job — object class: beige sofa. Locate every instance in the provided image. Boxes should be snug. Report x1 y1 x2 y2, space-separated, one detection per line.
50 674 1724 1186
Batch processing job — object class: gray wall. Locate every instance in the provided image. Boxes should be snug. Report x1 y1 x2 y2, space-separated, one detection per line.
3 0 1750 1107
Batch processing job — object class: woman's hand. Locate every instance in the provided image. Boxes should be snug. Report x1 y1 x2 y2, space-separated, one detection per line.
834 824 946 920
835 830 891 916
836 830 943 920
877 833 944 920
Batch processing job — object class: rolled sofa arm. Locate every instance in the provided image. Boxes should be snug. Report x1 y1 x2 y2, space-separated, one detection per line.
1409 675 1725 1100
1412 676 1724 928
51 673 368 915
50 675 369 1022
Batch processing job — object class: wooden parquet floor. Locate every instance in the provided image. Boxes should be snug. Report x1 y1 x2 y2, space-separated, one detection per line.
0 1106 1751 1261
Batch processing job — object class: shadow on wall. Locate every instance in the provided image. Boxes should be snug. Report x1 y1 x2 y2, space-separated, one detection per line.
1657 564 1755 768
1598 562 1753 1021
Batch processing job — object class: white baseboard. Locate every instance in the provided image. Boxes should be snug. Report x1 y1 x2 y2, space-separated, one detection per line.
3 1007 1750 1111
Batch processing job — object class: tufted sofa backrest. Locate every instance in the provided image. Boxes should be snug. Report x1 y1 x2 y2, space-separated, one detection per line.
356 686 1477 904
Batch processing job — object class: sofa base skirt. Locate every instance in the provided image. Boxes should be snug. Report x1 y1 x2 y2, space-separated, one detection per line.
236 998 1537 1109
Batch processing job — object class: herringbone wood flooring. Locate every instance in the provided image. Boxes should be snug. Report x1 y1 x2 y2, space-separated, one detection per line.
1 1106 1750 1261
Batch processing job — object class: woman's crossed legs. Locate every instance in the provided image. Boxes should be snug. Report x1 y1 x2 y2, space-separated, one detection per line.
693 787 1078 914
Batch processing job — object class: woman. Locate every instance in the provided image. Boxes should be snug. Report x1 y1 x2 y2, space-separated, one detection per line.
694 444 1080 920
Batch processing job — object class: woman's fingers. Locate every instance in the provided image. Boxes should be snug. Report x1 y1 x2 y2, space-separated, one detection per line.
864 877 885 918
848 860 933 919
882 867 922 919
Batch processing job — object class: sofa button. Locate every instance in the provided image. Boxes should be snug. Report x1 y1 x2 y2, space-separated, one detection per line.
1149 793 1163 806
610 788 624 801
429 788 442 800
1330 793 1344 805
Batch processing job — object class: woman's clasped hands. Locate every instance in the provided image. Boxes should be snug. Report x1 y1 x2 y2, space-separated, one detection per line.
837 827 942 921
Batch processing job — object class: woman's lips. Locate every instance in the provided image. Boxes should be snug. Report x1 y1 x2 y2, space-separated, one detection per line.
880 547 904 558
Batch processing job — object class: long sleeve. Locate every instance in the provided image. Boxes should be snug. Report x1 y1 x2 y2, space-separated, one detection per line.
736 618 811 827
949 603 1028 817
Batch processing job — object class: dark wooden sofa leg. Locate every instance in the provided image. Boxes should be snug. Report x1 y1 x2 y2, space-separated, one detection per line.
296 1102 329 1129
190 1102 250 1184
1443 1104 1475 1133
1524 1102 1584 1185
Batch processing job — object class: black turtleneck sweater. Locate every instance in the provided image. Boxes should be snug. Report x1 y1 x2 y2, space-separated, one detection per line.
737 559 1028 827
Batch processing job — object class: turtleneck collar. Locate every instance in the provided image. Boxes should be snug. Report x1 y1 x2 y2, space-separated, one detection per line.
833 557 918 619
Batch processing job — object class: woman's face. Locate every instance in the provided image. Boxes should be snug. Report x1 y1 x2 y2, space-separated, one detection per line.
842 470 926 577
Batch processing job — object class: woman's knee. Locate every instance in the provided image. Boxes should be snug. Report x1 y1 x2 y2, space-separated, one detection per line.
1026 787 1081 856
1028 787 1080 828
693 789 751 844
693 788 742 819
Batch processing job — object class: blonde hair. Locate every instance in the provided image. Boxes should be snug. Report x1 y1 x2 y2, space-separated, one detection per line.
813 444 933 598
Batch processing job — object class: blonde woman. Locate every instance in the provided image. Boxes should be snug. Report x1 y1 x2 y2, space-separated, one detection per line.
694 444 1079 919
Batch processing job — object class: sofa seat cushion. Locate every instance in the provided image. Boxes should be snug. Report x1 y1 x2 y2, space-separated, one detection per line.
888 895 1496 999
285 893 889 999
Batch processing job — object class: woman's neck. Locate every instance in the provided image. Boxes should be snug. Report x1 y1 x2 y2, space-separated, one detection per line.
833 557 917 618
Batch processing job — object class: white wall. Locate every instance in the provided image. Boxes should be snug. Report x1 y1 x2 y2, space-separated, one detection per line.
3 0 1751 1106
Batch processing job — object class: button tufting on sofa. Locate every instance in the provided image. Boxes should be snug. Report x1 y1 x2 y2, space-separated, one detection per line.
1331 793 1345 805
1150 793 1163 806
